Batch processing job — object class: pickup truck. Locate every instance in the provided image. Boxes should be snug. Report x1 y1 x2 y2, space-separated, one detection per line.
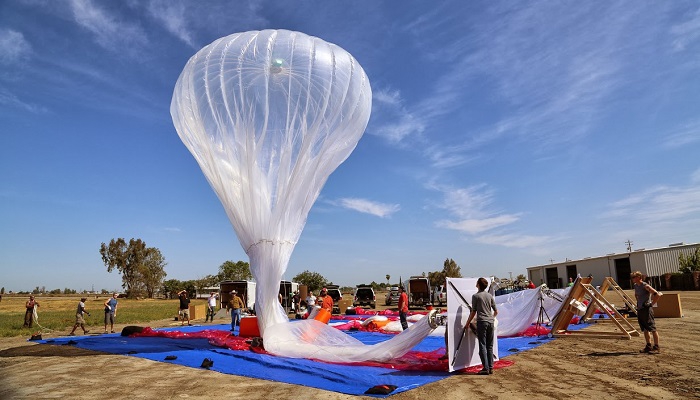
353 286 376 309
432 284 447 306
385 287 399 306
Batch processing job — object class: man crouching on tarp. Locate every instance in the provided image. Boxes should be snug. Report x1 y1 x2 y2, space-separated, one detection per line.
465 278 498 375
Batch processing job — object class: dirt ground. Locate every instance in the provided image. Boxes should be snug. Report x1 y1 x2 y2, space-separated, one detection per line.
1 291 698 400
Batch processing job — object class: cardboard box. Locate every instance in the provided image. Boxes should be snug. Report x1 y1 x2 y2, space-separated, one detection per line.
188 304 206 320
338 299 353 313
654 293 683 318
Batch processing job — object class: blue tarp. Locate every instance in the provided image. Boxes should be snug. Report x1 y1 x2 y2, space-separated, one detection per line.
38 322 557 397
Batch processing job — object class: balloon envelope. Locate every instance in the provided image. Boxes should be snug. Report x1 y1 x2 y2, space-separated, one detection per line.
171 30 372 331
172 30 436 363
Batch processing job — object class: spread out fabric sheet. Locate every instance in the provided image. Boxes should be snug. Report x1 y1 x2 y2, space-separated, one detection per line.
36 320 564 397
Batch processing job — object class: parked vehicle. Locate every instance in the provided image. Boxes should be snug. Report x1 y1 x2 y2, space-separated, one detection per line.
407 276 431 308
219 280 256 311
325 285 343 314
353 285 376 309
279 280 299 314
432 284 447 306
385 287 399 306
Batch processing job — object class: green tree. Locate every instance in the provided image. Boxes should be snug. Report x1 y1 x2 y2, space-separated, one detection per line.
162 279 183 299
138 248 168 298
516 274 526 283
385 274 390 286
100 238 151 297
292 270 327 292
217 260 252 281
427 258 463 287
679 247 700 273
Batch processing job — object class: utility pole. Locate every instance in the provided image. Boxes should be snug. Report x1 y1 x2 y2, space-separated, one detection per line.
625 239 633 252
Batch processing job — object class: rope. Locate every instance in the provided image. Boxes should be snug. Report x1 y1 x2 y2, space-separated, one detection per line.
245 238 296 254
31 305 54 333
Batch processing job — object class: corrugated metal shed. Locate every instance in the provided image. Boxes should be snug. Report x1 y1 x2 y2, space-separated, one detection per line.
525 242 699 289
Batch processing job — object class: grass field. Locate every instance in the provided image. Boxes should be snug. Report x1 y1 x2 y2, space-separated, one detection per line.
0 295 180 337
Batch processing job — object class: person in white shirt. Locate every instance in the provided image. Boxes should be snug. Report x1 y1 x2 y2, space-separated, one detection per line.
205 292 218 322
305 291 316 315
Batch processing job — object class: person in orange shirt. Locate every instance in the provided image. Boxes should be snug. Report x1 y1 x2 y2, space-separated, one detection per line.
398 286 408 330
320 288 334 313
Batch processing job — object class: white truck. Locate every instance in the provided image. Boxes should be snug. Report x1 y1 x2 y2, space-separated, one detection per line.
219 280 256 311
279 280 300 314
432 284 447 306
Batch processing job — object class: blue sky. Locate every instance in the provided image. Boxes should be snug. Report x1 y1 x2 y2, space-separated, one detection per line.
1 1 699 293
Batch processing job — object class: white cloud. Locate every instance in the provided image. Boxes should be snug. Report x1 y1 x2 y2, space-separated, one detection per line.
370 88 425 144
437 214 519 234
69 0 147 53
431 182 550 249
164 227 182 233
337 198 400 218
0 29 32 65
692 167 700 183
604 181 700 224
146 0 195 47
663 119 700 149
670 6 700 52
475 233 550 249
0 88 48 114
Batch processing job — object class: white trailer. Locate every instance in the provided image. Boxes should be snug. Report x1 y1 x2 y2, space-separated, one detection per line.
220 280 256 310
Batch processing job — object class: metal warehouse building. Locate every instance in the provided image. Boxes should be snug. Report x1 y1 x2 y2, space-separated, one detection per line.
526 242 699 290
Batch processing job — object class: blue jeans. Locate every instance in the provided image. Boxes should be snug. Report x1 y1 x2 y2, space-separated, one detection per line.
231 308 241 332
477 320 495 370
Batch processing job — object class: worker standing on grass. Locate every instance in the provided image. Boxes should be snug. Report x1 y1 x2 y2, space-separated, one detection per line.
632 271 662 353
398 286 408 330
23 295 39 328
466 278 498 375
103 293 118 333
69 297 90 336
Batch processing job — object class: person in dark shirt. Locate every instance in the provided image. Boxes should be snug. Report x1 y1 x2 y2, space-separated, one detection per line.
178 290 191 326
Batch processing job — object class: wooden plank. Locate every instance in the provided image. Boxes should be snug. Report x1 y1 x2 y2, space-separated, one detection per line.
550 277 639 340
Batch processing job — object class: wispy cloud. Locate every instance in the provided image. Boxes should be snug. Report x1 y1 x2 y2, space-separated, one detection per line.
69 0 147 54
437 215 520 235
375 4 659 166
336 198 400 218
0 29 32 65
431 182 550 249
371 88 425 145
0 88 48 114
145 0 195 48
475 233 551 249
604 183 700 223
670 6 700 52
662 119 700 149
164 227 182 233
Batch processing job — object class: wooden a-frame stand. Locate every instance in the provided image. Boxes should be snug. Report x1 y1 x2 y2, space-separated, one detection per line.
550 277 639 339
581 277 637 323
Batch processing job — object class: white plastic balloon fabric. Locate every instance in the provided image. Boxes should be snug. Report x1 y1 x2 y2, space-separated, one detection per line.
171 30 436 362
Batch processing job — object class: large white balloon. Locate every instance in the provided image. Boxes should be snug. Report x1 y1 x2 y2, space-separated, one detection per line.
172 30 435 362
